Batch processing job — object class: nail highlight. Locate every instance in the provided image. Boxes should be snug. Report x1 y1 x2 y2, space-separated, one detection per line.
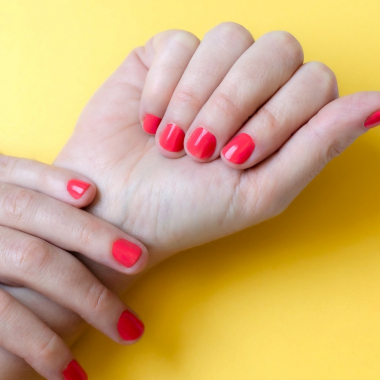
112 239 142 268
67 180 91 200
222 133 255 164
159 123 185 152
117 310 145 341
186 127 216 159
364 110 380 129
63 360 88 380
143 114 161 134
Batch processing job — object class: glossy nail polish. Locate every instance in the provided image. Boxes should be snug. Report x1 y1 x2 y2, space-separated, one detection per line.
63 360 88 380
67 180 91 200
143 114 161 134
364 110 380 128
117 310 145 341
186 127 216 159
112 239 142 268
222 133 255 164
159 123 185 152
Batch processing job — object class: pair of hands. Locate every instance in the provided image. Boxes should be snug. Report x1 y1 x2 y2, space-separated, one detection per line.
1 23 380 380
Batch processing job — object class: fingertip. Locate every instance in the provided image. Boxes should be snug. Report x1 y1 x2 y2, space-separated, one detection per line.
111 239 149 275
117 309 145 344
66 178 97 208
142 114 162 135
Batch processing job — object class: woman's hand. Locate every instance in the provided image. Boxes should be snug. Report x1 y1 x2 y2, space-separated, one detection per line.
0 155 146 380
55 23 380 267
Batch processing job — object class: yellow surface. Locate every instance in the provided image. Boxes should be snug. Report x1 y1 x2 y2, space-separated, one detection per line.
2 0 380 379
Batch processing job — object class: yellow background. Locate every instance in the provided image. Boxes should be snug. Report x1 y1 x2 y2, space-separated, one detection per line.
2 0 380 379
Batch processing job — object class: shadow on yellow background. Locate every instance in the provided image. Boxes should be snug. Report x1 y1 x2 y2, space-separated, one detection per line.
2 0 380 378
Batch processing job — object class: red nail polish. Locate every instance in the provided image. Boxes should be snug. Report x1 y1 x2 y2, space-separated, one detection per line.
112 239 142 268
364 110 380 129
159 123 185 152
143 114 161 134
222 133 255 164
186 127 216 159
63 360 88 380
117 310 145 341
67 180 91 200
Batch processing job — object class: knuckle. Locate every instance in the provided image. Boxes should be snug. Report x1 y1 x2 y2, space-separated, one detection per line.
86 283 112 314
212 87 242 117
257 106 279 133
74 218 103 246
307 61 339 99
10 239 50 276
213 22 254 46
174 85 203 110
159 29 200 52
308 112 352 165
0 290 13 318
0 155 14 181
267 31 304 66
35 331 61 364
2 187 34 221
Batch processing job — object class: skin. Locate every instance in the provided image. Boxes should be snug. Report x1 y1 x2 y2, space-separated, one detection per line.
1 23 380 379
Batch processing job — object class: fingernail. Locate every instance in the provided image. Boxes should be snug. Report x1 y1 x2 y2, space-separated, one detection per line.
63 360 88 380
143 114 161 134
117 310 145 341
222 133 255 164
67 179 91 200
112 239 142 268
364 110 380 129
159 123 185 152
186 127 216 159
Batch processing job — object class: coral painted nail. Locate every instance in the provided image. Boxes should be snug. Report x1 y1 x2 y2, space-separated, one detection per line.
63 360 88 380
143 114 161 134
67 179 91 200
159 123 185 152
117 310 145 341
186 127 216 159
364 110 380 129
222 133 255 164
112 239 142 268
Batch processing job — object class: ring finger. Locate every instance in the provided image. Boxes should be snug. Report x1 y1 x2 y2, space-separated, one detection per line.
184 31 304 161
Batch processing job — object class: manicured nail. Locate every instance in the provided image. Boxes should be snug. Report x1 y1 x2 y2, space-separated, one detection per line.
364 110 380 129
159 123 185 152
112 239 142 268
63 360 88 380
222 133 255 164
186 127 216 159
117 310 145 341
67 179 91 200
143 114 161 134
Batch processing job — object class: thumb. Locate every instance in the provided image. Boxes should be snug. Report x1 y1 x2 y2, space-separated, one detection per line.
256 91 380 214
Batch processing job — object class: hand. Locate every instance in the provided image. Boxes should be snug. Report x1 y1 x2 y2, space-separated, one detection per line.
0 155 146 379
55 23 380 270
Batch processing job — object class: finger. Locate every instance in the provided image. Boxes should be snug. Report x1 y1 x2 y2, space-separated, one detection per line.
0 226 145 344
155 22 254 156
0 154 96 207
0 184 148 274
0 287 88 380
139 29 200 134
253 91 380 217
221 61 338 168
184 31 304 162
